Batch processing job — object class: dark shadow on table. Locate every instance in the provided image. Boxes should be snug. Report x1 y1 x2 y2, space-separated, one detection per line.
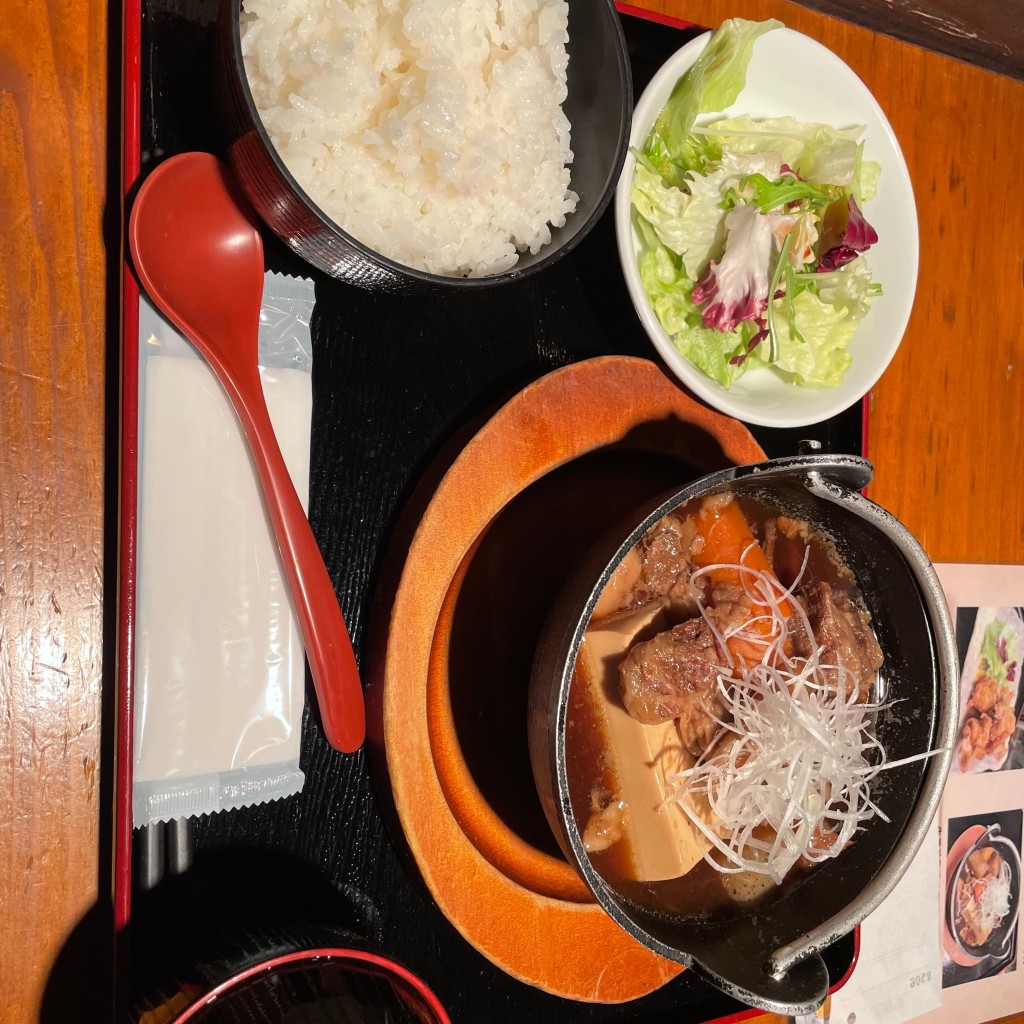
40 903 115 1024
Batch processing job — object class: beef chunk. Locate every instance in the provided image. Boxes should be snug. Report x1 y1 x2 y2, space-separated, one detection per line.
792 581 883 698
622 514 700 615
706 578 753 638
619 618 725 756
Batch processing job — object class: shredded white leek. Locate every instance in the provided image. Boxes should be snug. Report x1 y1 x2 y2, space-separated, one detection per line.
668 560 938 884
691 541 810 673
956 858 1013 939
978 863 1014 932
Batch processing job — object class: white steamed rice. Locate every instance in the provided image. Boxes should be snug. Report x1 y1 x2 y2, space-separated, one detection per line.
241 0 578 278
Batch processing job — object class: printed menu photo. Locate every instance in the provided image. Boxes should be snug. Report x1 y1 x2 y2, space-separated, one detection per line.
951 606 1024 775
941 808 1020 988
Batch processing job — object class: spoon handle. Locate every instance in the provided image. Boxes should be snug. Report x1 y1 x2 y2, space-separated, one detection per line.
226 365 365 754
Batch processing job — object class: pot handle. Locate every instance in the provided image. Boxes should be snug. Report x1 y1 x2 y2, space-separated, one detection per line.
686 938 830 1016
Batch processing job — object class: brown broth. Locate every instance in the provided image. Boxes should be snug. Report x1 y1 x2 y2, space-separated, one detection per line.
565 665 636 883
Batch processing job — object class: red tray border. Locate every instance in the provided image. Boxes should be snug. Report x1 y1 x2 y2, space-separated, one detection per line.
117 0 142 937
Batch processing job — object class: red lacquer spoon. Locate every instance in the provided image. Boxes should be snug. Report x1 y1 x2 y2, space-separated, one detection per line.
129 151 365 753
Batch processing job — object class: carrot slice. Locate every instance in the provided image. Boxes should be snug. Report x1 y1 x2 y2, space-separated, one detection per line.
691 496 792 664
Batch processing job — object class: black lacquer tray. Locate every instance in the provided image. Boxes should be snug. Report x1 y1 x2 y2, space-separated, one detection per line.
120 3 861 1020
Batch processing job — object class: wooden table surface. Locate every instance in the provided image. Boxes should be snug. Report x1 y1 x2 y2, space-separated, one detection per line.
0 0 1021 1020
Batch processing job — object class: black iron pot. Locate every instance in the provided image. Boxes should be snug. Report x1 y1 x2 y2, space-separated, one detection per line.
528 453 958 1014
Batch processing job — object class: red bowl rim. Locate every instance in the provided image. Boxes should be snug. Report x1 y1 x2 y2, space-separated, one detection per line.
169 946 451 1024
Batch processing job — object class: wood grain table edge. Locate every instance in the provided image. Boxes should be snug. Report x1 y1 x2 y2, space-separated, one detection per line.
0 0 119 1019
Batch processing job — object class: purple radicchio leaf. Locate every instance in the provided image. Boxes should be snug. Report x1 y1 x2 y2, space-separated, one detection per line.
817 195 878 272
692 205 772 333
728 323 768 366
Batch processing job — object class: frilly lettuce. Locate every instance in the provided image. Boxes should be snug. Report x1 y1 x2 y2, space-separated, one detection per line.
691 204 772 333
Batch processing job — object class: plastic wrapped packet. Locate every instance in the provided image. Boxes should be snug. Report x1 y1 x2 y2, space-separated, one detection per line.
132 272 315 826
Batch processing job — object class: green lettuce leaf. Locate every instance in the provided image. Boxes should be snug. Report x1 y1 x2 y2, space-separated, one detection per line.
644 18 782 187
635 215 700 337
811 256 876 320
701 114 863 185
671 322 754 388
853 142 882 203
630 163 692 248
632 161 729 279
768 289 856 386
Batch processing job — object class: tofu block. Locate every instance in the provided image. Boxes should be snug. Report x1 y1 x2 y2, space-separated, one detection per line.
576 603 714 881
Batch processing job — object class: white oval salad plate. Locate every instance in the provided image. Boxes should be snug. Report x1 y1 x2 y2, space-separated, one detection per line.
615 21 918 428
